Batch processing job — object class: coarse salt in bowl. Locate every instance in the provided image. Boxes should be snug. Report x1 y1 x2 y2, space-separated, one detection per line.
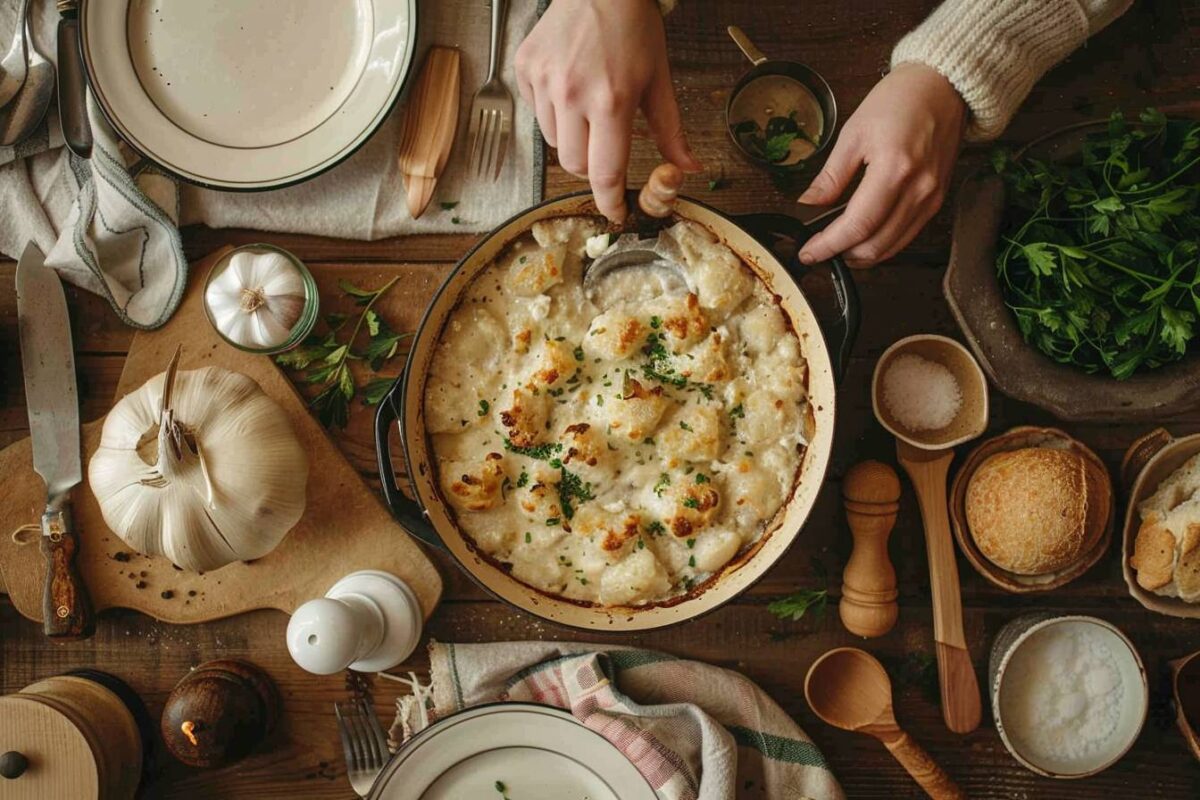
991 615 1148 778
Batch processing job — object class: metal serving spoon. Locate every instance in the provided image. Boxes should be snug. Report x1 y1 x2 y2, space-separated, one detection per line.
0 0 30 110
0 0 55 147
583 164 695 306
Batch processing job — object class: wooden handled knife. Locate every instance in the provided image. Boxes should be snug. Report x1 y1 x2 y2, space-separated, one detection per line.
15 241 95 638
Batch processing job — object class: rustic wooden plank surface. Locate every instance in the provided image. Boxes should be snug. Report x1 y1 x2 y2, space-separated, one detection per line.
3 1 1200 798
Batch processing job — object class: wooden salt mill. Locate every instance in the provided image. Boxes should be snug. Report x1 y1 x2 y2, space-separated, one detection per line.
840 460 901 638
161 660 280 768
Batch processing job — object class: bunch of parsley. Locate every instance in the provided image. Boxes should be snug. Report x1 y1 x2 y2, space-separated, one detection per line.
992 109 1200 379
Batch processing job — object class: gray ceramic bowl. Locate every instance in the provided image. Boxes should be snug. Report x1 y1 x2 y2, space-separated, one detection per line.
944 121 1200 421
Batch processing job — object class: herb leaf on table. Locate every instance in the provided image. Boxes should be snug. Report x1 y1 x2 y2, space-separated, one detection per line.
276 278 412 428
992 109 1200 379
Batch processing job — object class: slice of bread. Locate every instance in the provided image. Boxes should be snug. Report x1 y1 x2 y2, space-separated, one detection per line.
1133 455 1200 600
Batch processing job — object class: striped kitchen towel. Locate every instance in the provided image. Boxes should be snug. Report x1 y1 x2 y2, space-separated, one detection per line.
386 641 845 800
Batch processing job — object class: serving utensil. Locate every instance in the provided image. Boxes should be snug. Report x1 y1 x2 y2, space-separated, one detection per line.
805 647 965 799
465 0 512 180
0 1 55 147
55 0 91 158
396 46 461 219
0 0 30 110
335 698 390 798
15 242 95 638
872 334 987 733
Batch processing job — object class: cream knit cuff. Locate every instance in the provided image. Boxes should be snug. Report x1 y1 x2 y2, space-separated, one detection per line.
891 0 1092 141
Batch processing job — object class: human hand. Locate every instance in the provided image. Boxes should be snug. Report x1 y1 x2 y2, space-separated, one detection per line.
797 63 966 267
515 0 701 221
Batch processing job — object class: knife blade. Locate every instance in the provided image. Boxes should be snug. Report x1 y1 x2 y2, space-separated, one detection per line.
56 0 91 158
15 242 95 638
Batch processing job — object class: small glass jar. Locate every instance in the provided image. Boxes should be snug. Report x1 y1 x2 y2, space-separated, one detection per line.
203 243 318 355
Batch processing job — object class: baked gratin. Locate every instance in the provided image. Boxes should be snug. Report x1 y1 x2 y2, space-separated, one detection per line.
424 216 812 607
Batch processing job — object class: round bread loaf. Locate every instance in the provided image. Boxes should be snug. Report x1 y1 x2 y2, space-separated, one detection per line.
965 447 1090 575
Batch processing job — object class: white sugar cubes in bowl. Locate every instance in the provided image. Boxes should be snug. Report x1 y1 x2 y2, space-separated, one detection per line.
990 615 1148 778
872 335 988 451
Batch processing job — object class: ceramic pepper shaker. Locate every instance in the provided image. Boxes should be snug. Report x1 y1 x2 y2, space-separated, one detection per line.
839 460 902 638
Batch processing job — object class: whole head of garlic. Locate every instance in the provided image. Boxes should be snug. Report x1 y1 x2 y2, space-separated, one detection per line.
88 351 308 571
204 246 315 353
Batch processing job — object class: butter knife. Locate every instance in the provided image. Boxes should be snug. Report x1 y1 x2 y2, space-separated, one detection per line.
15 242 95 638
56 0 91 158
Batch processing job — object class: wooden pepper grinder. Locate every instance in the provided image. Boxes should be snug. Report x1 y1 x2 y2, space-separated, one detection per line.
840 460 902 638
161 660 280 768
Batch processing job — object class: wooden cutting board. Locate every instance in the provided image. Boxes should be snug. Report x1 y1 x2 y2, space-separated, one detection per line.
0 248 442 625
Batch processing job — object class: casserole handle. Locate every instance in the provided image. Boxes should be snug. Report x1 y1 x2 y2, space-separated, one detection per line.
734 212 860 382
374 378 445 549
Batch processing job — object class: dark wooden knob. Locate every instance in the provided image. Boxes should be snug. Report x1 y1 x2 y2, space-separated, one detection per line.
161 660 280 768
0 751 28 779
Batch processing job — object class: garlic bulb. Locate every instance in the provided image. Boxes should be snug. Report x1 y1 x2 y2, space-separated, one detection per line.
88 353 308 571
204 248 311 351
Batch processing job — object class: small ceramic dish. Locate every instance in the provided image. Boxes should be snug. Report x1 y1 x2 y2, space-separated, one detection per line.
950 426 1112 593
945 120 1200 421
202 244 319 355
724 26 836 172
989 614 1148 779
1119 428 1200 619
1169 649 1200 762
871 334 988 451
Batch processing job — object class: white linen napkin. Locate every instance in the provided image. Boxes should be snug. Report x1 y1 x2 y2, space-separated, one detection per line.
0 1 540 329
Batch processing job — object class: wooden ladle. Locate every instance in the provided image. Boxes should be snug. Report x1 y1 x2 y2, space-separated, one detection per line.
806 648 965 799
872 334 988 735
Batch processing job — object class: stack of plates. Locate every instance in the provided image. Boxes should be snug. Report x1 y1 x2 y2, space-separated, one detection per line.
81 0 417 190
369 703 658 799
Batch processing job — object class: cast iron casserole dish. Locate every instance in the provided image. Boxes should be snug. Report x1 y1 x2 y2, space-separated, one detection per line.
376 191 858 631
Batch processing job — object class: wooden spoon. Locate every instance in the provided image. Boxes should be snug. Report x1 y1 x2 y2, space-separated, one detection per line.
872 334 988 734
806 648 965 799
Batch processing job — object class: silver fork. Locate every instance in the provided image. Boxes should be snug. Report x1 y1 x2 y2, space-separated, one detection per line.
335 699 391 798
466 0 513 181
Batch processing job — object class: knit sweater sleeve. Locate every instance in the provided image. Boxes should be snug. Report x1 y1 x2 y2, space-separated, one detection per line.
890 0 1133 141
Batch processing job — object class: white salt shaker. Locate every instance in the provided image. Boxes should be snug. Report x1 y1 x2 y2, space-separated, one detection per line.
286 570 423 675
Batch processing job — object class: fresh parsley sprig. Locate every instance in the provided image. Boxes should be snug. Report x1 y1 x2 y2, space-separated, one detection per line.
276 278 411 428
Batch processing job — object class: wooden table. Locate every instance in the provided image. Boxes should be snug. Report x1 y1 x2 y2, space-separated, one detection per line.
3 2 1199 797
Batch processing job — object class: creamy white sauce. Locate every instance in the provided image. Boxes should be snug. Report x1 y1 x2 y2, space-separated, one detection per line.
425 216 810 607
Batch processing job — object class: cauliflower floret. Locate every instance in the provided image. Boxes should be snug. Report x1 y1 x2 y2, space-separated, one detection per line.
560 422 617 484
441 452 506 512
604 378 669 442
663 221 753 317
692 528 742 573
659 404 721 464
584 309 646 361
674 331 731 383
739 390 797 446
506 244 567 296
738 304 788 356
531 340 576 387
599 548 671 606
725 460 785 528
515 479 563 524
658 293 709 352
497 386 552 448
665 481 722 540
532 217 604 253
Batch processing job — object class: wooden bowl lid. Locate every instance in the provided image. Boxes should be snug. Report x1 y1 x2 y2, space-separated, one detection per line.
0 695 101 799
949 426 1113 593
161 659 280 768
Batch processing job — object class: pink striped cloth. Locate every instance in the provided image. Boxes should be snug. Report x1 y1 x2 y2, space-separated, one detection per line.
388 641 844 800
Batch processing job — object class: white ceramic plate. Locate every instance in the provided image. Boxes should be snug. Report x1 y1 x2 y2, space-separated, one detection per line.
81 0 416 190
369 704 658 800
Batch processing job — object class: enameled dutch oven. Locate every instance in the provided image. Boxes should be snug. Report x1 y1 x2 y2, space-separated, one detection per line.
375 191 858 632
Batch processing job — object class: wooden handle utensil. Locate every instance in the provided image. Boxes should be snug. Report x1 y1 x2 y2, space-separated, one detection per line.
638 163 684 218
396 46 461 219
897 440 982 734
840 460 901 638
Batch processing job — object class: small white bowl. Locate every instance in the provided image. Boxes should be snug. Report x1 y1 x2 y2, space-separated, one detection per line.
989 614 1147 778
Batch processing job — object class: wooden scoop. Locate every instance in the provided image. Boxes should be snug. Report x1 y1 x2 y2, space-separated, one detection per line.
839 461 901 638
872 334 988 735
396 46 461 219
806 648 965 800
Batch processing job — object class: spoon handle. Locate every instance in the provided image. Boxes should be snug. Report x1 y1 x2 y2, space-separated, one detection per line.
882 730 965 800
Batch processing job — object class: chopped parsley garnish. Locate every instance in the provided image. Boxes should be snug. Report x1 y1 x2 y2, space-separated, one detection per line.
440 201 459 210
688 555 697 568
694 473 710 484
573 345 585 361
646 520 666 536
686 538 696 548
683 496 700 509
524 531 532 543
477 399 490 417
494 781 512 799
516 469 529 488
557 467 595 520
596 394 605 407
636 539 645 550
649 315 662 329
729 403 745 419
653 473 671 497
502 439 563 460
546 517 561 527
643 437 656 445
679 421 693 432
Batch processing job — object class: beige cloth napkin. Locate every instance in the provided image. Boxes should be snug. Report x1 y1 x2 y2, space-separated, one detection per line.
383 641 845 800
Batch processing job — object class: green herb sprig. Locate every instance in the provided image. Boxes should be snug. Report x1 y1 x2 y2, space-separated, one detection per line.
993 109 1200 379
276 278 411 428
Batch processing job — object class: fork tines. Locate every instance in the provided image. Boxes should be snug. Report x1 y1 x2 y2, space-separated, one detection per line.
466 93 513 181
335 699 390 793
